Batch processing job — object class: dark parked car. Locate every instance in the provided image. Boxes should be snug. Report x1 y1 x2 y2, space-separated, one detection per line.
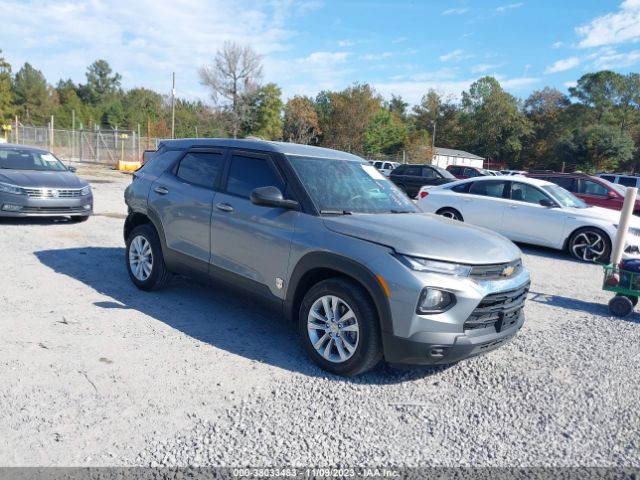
0 144 92 221
124 139 529 376
389 164 455 197
525 171 640 214
446 165 489 179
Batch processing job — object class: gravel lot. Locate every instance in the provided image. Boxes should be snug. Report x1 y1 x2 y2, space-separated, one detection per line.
1 164 639 467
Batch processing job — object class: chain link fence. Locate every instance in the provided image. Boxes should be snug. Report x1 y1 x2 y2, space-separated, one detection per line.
8 125 163 166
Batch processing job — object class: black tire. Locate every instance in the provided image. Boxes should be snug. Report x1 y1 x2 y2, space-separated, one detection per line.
70 215 89 223
609 295 634 317
299 278 382 376
568 227 611 263
436 207 464 221
617 293 638 307
125 223 172 291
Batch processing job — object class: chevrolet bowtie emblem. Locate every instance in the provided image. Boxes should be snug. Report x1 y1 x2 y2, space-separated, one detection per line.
502 266 515 277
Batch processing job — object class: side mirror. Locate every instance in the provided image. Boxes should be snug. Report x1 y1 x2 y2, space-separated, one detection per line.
539 199 558 208
250 186 299 210
67 165 77 173
608 191 618 199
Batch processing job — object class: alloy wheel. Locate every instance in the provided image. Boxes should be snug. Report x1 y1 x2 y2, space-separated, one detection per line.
571 231 606 261
129 235 154 281
307 295 360 363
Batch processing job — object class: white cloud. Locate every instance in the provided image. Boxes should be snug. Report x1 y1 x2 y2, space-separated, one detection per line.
496 2 524 13
552 41 563 49
297 51 350 65
544 56 581 74
362 52 393 61
564 81 578 89
471 63 500 73
499 76 539 90
593 49 640 68
577 0 640 48
442 7 468 15
439 49 471 62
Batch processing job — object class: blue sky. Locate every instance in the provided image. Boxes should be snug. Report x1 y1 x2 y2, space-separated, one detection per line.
1 0 639 106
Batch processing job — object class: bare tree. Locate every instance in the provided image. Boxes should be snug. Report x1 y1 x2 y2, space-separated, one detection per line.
199 42 263 138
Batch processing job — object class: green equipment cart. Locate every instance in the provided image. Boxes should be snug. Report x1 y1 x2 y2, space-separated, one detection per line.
603 263 640 317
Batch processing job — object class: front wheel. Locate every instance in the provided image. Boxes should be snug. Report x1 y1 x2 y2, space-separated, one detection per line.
125 224 172 290
568 228 611 263
609 295 634 317
299 278 382 376
436 207 464 221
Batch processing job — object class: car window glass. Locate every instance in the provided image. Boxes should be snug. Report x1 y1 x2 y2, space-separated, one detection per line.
449 166 460 174
176 152 224 188
579 180 608 196
404 166 421 176
382 163 390 169
469 181 506 198
619 177 638 187
451 182 471 193
550 177 575 191
374 161 382 168
601 175 615 182
226 155 284 198
510 182 550 204
421 167 437 178
464 168 480 177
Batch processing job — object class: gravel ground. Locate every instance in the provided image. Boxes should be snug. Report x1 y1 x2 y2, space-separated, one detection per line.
1 164 639 467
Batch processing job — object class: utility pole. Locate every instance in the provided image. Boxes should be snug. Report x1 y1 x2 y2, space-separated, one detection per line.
72 110 76 160
171 72 176 139
431 121 437 163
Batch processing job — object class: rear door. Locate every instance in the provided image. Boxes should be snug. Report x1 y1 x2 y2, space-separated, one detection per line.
148 149 225 273
458 180 509 232
209 151 298 298
576 178 621 210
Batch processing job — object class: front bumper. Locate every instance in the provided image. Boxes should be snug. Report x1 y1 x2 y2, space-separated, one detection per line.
0 192 93 217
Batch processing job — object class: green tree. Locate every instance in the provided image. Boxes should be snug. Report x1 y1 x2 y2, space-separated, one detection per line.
122 88 163 128
569 71 626 123
0 50 13 123
411 90 462 149
363 109 407 155
387 94 408 120
283 96 321 144
13 62 49 124
557 124 635 172
78 60 122 105
249 83 283 140
460 76 532 164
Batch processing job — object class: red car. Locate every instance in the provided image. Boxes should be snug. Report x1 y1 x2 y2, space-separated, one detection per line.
525 172 640 214
446 165 489 179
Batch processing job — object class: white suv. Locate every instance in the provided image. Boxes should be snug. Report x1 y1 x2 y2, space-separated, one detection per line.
597 173 640 189
372 160 400 177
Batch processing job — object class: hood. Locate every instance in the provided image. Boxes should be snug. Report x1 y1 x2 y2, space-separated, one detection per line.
323 212 521 265
0 169 87 189
566 205 640 228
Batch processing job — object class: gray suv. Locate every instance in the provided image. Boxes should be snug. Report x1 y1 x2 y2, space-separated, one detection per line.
124 139 530 376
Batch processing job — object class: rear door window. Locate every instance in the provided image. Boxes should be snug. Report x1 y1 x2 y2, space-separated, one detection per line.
618 177 638 187
578 179 609 196
404 166 422 176
421 167 437 178
176 151 225 189
469 181 507 198
550 176 575 192
600 175 615 182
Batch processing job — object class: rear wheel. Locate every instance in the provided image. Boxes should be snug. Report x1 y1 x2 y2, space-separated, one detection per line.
609 295 634 317
617 293 638 307
436 207 463 221
568 227 611 263
125 224 172 290
299 278 382 376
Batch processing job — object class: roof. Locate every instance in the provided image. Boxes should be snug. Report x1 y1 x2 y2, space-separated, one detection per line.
159 138 364 162
450 175 553 188
434 147 484 161
0 143 50 153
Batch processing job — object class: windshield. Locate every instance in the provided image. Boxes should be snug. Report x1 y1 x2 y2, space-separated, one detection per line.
436 166 456 178
0 148 67 171
600 177 626 196
288 155 419 214
542 184 588 208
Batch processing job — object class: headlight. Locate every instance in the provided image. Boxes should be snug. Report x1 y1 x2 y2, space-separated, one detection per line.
417 287 456 313
80 185 92 196
0 182 24 195
396 254 471 276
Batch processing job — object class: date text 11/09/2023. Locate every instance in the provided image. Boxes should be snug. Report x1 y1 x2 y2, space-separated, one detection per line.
231 468 401 477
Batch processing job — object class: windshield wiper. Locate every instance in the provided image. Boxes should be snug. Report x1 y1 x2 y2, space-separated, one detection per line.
320 209 353 215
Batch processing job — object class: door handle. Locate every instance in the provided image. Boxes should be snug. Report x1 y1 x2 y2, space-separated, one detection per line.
509 205 518 209
216 202 234 212
154 186 169 195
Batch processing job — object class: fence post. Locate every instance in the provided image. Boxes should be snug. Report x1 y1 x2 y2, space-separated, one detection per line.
96 129 100 164
137 123 141 161
50 115 54 152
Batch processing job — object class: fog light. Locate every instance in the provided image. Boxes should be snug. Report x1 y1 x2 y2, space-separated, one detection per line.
418 287 456 314
82 204 92 210
2 204 22 211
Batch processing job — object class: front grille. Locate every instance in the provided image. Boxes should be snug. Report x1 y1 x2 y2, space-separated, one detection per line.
23 188 82 198
470 260 522 280
464 282 530 332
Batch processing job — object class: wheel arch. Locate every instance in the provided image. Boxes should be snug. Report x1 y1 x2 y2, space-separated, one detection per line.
436 206 463 220
563 224 613 252
284 252 393 335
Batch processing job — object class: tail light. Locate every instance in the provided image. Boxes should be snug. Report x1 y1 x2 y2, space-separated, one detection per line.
419 191 429 199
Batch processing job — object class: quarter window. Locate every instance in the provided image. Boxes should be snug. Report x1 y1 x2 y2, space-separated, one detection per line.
618 177 638 187
226 155 284 198
176 152 224 188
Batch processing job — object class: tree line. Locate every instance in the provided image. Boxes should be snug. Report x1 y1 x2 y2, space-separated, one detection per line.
1 43 640 173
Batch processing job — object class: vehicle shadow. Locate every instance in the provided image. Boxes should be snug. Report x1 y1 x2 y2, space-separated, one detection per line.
0 217 76 226
34 247 448 384
528 290 640 324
